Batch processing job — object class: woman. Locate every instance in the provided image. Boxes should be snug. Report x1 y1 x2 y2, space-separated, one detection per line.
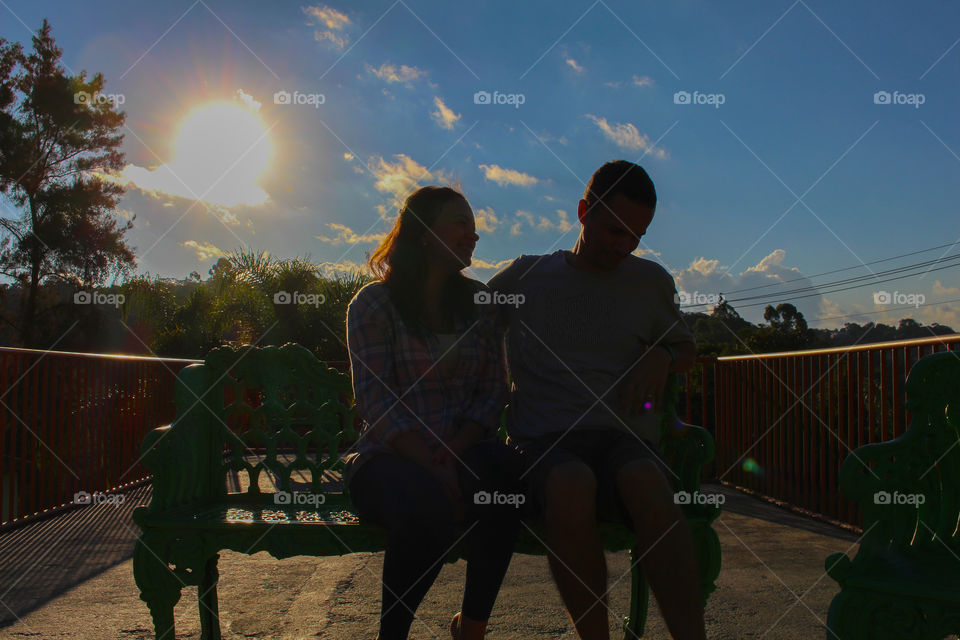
344 185 524 640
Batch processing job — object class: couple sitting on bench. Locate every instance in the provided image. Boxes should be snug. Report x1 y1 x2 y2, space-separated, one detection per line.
344 160 705 640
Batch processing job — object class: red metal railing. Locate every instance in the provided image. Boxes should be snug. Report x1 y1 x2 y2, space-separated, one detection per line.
695 334 960 527
4 335 959 531
0 347 199 529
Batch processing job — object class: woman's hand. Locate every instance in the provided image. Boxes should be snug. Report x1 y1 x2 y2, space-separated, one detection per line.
392 430 466 518
430 454 462 503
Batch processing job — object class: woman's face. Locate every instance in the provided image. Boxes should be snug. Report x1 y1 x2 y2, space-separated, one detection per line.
423 197 478 270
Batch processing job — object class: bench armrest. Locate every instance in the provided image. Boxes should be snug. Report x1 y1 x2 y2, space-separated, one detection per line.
138 413 221 516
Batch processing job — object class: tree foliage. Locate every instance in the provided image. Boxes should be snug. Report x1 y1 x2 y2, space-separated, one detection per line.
0 20 134 347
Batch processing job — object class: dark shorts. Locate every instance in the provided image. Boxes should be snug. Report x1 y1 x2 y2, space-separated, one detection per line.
514 428 674 526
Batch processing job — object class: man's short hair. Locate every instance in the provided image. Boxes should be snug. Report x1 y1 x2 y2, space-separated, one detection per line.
583 160 657 214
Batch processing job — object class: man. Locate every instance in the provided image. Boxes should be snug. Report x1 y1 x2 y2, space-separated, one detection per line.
487 160 705 640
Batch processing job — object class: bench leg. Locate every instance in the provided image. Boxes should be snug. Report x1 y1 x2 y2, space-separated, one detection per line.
623 545 649 640
826 590 945 640
198 553 222 640
691 520 721 609
133 535 182 640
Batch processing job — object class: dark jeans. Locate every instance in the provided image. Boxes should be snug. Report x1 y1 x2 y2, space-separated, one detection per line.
347 440 525 640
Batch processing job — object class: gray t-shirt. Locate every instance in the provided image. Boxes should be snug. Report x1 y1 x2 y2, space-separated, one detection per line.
487 250 695 445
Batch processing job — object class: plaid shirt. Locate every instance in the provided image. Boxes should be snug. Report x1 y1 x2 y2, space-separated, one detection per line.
344 281 507 479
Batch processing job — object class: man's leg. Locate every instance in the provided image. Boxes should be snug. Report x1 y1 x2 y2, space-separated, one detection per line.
544 460 610 640
617 459 706 640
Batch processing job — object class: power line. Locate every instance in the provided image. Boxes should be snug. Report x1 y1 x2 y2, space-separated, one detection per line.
723 253 960 304
732 260 960 310
720 240 960 296
813 296 960 324
678 249 960 312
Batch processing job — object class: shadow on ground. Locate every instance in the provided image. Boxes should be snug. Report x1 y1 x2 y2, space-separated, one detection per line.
0 484 151 627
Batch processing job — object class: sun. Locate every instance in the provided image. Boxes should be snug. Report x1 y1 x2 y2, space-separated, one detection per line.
167 101 273 207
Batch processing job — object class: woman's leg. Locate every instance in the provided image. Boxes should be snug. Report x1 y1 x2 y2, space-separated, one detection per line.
456 441 526 624
349 454 458 640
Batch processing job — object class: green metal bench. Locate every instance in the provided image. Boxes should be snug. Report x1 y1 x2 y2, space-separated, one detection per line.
825 350 960 640
133 342 721 639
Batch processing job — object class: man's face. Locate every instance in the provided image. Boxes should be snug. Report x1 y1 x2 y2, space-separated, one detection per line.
578 193 655 270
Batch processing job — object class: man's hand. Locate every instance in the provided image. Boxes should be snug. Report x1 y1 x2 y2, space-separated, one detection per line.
619 344 672 418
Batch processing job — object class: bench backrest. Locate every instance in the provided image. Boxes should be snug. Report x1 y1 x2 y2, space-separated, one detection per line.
849 351 960 557
172 343 356 500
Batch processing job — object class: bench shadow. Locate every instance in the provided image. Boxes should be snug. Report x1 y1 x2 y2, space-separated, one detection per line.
0 476 858 628
709 482 861 542
0 483 152 627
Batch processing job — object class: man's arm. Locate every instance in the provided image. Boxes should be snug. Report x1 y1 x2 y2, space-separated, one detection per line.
663 340 697 374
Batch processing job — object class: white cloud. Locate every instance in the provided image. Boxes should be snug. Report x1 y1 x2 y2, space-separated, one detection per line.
632 247 662 259
643 250 946 332
366 153 455 214
603 75 654 89
565 57 584 73
466 257 513 272
316 260 370 278
109 164 267 212
478 164 538 187
932 280 960 296
183 240 228 261
690 256 722 276
303 5 351 49
366 63 427 85
235 89 261 112
673 249 818 324
431 96 460 130
919 303 960 330
370 154 434 198
586 114 668 159
538 209 572 232
316 222 386 246
475 206 499 233
508 209 571 236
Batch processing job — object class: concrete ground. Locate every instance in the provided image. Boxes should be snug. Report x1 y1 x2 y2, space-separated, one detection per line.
0 482 863 639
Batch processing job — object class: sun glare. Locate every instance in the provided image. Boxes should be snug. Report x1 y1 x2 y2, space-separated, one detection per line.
164 101 273 207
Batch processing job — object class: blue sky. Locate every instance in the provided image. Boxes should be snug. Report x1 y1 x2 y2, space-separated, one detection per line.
2 0 959 329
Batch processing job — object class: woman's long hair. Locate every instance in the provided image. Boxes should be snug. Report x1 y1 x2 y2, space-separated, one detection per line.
368 186 478 332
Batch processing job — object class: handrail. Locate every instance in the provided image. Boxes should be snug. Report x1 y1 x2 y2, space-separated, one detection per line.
4 334 959 530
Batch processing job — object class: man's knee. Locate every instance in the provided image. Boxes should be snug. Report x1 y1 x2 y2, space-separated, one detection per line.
543 460 597 524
